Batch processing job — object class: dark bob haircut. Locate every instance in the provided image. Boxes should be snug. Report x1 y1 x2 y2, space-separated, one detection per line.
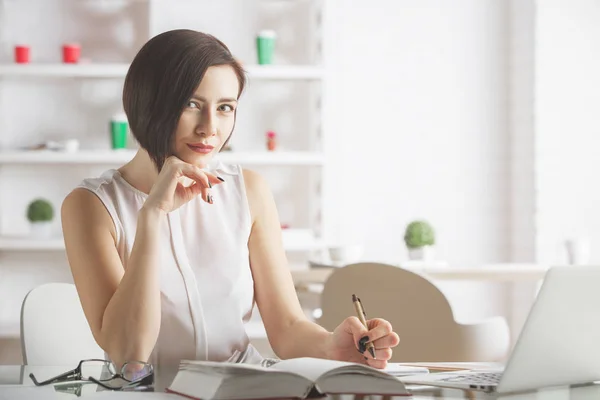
122 29 246 170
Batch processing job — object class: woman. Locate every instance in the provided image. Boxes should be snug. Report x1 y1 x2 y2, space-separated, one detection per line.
61 29 400 370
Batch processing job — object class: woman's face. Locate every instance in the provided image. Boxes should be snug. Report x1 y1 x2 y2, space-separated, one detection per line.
172 65 239 167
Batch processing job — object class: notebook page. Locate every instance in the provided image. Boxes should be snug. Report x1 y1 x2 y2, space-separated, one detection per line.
385 363 430 376
270 358 359 382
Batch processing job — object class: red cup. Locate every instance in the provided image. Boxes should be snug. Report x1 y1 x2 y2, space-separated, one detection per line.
62 44 80 63
15 45 30 64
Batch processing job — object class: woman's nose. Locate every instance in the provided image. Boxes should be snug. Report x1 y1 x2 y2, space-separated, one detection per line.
196 112 217 137
198 126 217 137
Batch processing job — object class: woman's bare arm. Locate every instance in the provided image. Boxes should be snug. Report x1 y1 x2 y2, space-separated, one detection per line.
244 170 333 359
62 189 164 369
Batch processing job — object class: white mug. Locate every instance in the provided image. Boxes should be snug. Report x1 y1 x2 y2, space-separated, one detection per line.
565 238 591 265
328 245 363 264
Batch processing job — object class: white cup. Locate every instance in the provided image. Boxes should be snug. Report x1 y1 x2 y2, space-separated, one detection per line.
63 139 80 153
328 245 363 264
565 238 591 265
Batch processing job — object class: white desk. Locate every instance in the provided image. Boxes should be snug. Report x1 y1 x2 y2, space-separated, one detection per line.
2 364 600 399
291 263 550 287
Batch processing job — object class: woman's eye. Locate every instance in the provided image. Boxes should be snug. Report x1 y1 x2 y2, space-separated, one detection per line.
187 101 199 109
219 104 234 112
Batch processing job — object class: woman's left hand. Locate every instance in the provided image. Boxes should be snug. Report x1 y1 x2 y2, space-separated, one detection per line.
325 317 400 369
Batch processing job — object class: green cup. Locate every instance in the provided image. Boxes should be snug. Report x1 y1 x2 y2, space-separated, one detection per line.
256 30 276 65
110 113 128 149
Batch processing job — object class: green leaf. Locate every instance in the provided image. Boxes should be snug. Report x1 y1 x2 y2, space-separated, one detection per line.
404 220 435 249
27 199 54 222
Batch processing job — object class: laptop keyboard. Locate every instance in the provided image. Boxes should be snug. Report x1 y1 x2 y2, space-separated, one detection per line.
439 372 503 385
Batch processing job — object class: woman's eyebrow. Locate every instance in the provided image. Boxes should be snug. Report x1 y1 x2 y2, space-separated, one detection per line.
191 95 238 103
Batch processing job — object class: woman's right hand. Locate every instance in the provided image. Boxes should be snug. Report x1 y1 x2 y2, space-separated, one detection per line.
143 156 224 214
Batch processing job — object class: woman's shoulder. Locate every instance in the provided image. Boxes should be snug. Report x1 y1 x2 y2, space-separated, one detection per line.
241 168 269 192
62 169 123 218
76 169 121 194
62 173 119 249
62 181 116 230
240 168 275 222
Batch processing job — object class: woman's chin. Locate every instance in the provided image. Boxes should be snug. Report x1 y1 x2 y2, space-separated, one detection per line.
179 151 214 168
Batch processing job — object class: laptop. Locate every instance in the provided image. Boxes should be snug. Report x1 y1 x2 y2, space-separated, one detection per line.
401 265 600 393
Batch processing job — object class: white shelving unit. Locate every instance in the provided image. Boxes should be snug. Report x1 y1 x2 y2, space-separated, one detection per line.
0 88 326 253
0 64 323 80
0 2 329 356
0 5 328 256
0 57 327 251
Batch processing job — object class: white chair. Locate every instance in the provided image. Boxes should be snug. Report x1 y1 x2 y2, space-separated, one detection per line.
317 262 510 362
20 282 105 365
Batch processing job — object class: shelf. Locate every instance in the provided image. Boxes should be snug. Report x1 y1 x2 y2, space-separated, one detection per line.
0 64 324 80
0 150 135 164
0 229 323 252
0 237 64 251
0 63 129 78
219 151 325 166
0 150 325 166
244 65 323 80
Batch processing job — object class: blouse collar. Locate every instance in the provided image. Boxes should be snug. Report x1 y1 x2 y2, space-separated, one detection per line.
207 156 240 176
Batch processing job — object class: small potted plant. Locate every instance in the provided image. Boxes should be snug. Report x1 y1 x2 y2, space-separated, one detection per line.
404 220 435 261
27 198 54 238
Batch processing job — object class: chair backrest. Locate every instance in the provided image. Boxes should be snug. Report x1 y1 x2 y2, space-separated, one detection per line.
21 282 105 365
317 262 463 361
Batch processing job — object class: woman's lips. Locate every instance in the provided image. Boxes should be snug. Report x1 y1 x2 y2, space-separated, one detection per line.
187 143 214 154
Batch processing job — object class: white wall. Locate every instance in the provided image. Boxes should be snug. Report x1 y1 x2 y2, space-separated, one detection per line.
323 0 511 266
534 0 600 265
320 0 512 327
507 0 539 348
509 0 536 263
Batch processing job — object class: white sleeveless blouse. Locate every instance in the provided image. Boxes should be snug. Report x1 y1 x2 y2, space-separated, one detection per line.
77 160 263 367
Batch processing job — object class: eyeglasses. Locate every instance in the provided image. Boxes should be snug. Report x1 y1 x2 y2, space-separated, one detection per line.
29 359 154 391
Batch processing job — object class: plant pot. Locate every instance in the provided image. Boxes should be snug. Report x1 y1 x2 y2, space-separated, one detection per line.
327 245 364 265
407 245 435 262
30 221 53 238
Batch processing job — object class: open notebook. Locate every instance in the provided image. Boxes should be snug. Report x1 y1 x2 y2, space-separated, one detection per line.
166 357 413 399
